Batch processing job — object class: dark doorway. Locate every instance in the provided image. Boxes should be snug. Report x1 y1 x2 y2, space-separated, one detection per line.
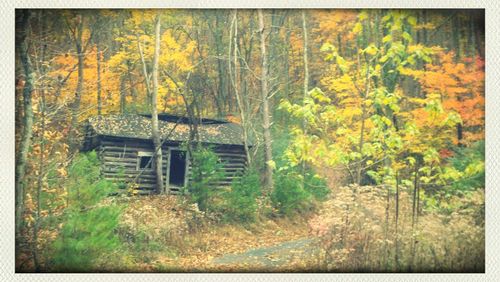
169 150 187 186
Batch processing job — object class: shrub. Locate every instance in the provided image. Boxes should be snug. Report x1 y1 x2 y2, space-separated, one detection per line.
222 169 261 223
304 170 330 201
187 147 226 213
449 140 485 192
50 151 123 272
271 170 314 216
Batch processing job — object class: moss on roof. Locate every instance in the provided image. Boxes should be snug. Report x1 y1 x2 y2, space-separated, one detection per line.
87 114 251 146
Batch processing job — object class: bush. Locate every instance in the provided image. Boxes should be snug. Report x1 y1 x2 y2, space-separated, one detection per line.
222 170 261 223
51 152 123 272
187 147 226 213
304 170 330 201
271 170 314 216
449 140 485 192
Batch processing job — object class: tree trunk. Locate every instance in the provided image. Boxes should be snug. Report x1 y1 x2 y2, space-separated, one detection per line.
394 172 400 270
301 10 310 183
127 61 138 109
152 14 165 194
68 13 84 150
258 9 274 192
383 186 390 271
15 9 34 239
214 11 227 117
137 35 152 109
119 75 126 114
229 10 251 165
356 59 370 185
301 10 309 131
33 20 48 271
409 163 419 272
96 35 102 116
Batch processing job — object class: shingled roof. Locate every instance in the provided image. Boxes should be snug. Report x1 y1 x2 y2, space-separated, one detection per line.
87 114 250 146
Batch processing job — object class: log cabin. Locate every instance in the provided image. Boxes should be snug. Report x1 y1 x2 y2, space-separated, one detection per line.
82 113 250 195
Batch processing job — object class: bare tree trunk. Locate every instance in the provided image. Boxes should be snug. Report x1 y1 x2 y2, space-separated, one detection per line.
301 10 309 181
16 9 34 239
258 9 274 192
137 35 152 108
33 20 48 271
394 172 400 270
127 61 138 109
301 10 309 110
229 10 251 165
213 11 228 117
383 186 390 271
68 13 84 150
409 163 419 272
152 14 165 194
96 35 102 116
283 16 291 103
119 75 126 113
356 62 370 185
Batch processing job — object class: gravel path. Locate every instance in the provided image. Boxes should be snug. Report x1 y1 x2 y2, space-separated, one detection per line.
211 237 318 268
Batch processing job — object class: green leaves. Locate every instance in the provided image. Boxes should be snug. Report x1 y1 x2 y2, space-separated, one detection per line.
310 87 330 103
52 152 123 271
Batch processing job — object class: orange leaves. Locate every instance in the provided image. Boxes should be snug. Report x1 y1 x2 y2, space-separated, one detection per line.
313 10 358 43
226 114 241 124
401 50 485 144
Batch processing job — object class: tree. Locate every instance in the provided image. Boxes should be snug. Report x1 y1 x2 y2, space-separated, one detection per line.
67 12 86 150
229 9 252 164
151 13 165 194
258 9 274 192
15 9 34 240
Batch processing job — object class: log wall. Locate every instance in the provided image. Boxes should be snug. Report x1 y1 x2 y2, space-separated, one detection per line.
98 137 248 195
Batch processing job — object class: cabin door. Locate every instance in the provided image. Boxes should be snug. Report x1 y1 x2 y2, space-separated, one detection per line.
166 148 188 192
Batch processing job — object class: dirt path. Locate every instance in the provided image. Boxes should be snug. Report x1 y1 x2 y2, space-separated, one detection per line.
210 237 318 270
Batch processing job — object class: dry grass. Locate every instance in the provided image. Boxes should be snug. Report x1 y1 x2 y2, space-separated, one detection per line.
116 195 310 272
306 184 485 272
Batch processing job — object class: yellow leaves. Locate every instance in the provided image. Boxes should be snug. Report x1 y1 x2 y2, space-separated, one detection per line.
309 88 330 103
407 16 417 26
382 34 392 43
57 167 68 177
81 28 92 43
130 10 157 27
363 44 378 56
266 160 276 170
352 22 363 34
358 11 369 21
159 30 196 73
328 74 356 93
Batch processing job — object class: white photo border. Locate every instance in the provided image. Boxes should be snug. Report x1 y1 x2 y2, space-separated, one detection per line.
1 0 498 281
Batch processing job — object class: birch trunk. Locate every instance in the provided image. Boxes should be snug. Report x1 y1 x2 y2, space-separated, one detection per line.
152 14 165 194
229 10 251 165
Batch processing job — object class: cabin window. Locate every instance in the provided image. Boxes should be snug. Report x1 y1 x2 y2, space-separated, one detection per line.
137 151 154 170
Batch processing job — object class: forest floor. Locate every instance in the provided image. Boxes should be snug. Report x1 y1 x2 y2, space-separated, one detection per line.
145 216 317 272
121 166 343 272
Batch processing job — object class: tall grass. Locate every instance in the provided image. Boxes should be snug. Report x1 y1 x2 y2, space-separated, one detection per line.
308 184 484 272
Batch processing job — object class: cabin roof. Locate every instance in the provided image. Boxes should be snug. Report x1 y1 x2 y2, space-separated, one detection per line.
87 114 251 146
